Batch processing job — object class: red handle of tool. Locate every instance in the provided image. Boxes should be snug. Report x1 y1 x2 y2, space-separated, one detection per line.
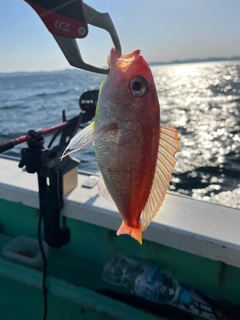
25 0 88 38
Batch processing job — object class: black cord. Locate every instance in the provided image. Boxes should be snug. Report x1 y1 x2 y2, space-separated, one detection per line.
47 129 62 149
37 112 86 319
47 112 84 149
38 209 48 320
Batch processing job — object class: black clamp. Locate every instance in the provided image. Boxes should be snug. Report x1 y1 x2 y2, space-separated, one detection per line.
19 117 80 249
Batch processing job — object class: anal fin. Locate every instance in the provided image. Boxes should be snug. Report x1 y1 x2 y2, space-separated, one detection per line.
97 177 116 206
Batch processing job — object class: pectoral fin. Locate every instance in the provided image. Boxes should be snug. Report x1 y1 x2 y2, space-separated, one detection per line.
61 122 117 159
141 126 179 231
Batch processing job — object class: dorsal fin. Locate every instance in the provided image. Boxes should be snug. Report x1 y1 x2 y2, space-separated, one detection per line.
141 126 179 231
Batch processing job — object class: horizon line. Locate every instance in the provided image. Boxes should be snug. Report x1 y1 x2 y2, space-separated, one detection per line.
1 55 240 75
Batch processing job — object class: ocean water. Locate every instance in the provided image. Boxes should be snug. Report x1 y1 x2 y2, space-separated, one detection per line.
0 61 240 209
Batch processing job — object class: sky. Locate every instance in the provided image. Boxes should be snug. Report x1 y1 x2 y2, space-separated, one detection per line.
0 0 240 72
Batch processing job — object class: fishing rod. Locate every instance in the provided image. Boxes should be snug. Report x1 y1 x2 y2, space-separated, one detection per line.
0 89 99 154
0 121 69 154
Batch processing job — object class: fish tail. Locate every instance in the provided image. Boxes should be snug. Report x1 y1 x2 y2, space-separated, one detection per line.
116 221 142 245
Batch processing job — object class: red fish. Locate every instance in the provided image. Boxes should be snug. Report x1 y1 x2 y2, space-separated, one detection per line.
63 49 179 244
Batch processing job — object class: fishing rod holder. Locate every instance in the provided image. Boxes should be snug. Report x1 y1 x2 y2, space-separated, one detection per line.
0 89 99 248
19 116 80 249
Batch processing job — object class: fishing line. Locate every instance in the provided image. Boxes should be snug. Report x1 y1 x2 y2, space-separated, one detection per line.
47 129 62 148
48 112 84 149
37 208 48 320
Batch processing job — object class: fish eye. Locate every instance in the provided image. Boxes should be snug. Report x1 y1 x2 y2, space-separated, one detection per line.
130 76 148 97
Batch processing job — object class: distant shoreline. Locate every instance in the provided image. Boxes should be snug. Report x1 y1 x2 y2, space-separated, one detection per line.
1 56 240 77
148 56 240 66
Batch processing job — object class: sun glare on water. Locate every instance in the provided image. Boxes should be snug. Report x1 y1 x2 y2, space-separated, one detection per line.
151 61 240 208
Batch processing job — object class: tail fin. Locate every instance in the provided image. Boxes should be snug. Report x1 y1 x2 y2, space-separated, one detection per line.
116 221 142 245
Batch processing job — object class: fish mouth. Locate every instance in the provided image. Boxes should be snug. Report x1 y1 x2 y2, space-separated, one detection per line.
107 48 141 69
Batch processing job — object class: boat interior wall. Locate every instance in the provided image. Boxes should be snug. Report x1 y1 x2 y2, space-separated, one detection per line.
1 197 240 310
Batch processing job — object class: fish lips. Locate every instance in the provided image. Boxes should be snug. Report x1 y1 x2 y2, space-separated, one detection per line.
107 48 141 71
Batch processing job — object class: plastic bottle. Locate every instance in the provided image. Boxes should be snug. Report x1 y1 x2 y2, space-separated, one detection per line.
102 255 191 305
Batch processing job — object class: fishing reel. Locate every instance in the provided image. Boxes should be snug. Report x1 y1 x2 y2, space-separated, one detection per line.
79 89 99 124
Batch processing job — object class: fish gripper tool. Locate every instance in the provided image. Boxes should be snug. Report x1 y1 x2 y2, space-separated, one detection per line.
25 0 122 74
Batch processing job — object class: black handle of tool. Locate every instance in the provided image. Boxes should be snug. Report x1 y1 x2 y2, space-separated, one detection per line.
0 140 15 153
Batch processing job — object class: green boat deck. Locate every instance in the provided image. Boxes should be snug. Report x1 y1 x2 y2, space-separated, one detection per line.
1 157 240 319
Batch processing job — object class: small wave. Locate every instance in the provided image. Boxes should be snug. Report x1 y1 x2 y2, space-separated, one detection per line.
0 104 23 110
230 97 240 103
0 105 12 110
36 90 71 97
